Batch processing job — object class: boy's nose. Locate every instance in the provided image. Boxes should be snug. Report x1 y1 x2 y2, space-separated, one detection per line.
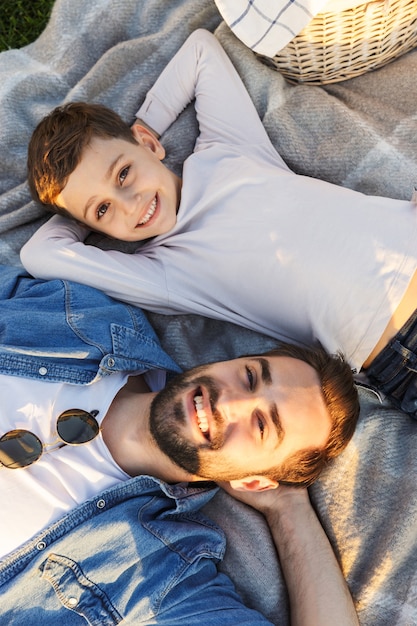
119 195 138 216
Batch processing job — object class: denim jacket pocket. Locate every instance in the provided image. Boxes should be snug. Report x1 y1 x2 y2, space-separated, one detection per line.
40 554 122 625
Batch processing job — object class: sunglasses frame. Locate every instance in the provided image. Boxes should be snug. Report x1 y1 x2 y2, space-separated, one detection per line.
0 409 100 469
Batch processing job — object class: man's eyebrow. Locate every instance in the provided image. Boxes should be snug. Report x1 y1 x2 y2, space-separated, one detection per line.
250 357 284 441
270 402 284 443
83 154 123 218
250 357 272 385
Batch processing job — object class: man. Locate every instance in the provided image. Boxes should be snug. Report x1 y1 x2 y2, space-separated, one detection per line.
0 266 359 623
0 265 358 555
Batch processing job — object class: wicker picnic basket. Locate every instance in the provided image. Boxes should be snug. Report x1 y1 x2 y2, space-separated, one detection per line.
260 0 417 84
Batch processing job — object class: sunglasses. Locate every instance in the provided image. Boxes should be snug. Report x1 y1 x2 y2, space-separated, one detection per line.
0 409 100 469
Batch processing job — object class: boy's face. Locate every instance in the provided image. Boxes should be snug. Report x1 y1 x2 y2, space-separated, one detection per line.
56 126 182 242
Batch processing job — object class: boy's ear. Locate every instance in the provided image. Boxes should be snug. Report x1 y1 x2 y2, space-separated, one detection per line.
229 475 279 492
131 123 165 160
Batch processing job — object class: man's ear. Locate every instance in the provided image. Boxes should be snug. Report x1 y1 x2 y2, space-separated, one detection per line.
229 475 279 492
131 123 165 160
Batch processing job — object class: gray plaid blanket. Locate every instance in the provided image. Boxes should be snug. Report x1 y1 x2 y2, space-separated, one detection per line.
1 0 417 623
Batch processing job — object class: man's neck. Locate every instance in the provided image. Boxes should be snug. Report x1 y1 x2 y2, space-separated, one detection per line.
101 374 196 484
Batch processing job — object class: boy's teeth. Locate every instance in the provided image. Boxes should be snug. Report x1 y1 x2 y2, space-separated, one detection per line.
139 196 157 225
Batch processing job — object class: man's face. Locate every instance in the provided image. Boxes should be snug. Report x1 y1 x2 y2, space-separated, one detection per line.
150 355 331 481
56 129 181 242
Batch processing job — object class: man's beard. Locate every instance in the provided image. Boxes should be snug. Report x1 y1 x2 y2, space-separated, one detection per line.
149 368 221 476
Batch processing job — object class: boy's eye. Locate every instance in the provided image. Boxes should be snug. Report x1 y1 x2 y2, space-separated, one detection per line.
97 203 109 219
119 166 130 185
246 366 256 391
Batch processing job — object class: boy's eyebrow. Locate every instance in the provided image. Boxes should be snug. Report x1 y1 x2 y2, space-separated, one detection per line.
83 154 124 218
105 154 124 181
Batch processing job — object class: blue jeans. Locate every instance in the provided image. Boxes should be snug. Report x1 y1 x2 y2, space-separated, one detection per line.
365 309 417 418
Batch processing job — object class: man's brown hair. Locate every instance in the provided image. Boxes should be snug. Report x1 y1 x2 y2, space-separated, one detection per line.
27 102 137 213
260 343 359 487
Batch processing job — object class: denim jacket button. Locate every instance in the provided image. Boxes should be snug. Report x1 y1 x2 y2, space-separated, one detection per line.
36 541 46 550
67 597 78 607
107 357 115 368
97 499 106 509
38 367 48 376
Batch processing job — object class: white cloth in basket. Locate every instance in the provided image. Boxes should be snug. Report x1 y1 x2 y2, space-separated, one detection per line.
214 0 329 54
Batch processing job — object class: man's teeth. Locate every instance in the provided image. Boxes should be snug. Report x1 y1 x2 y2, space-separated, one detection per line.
139 196 157 225
194 394 209 437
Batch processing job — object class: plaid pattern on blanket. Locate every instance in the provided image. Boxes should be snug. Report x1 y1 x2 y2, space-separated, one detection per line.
1 1 417 623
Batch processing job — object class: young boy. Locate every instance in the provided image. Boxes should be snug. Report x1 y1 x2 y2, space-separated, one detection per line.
21 29 417 417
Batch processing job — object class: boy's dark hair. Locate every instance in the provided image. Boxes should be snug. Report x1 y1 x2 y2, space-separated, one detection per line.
260 343 360 487
27 102 137 213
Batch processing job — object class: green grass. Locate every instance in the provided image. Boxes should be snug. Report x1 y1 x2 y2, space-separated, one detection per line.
0 0 55 51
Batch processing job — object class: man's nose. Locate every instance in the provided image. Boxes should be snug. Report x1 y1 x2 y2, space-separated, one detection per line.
217 391 253 425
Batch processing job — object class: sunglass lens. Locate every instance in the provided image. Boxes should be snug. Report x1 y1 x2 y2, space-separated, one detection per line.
57 409 99 444
0 430 43 469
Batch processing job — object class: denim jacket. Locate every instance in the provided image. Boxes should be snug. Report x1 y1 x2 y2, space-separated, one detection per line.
0 476 272 624
0 266 181 383
0 268 271 623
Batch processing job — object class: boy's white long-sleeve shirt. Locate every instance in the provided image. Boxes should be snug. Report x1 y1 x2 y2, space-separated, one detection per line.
21 30 417 371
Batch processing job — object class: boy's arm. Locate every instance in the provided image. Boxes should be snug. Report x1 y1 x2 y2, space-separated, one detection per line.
220 484 359 626
137 29 277 157
20 214 170 311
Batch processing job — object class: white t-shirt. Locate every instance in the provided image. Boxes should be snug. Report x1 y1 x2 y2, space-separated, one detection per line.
0 369 164 558
20 30 417 372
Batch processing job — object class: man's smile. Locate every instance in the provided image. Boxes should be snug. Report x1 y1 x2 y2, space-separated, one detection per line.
184 379 227 448
194 393 209 437
193 388 212 442
187 386 213 444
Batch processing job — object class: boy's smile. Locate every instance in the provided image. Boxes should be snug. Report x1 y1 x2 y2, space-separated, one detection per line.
56 127 182 242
